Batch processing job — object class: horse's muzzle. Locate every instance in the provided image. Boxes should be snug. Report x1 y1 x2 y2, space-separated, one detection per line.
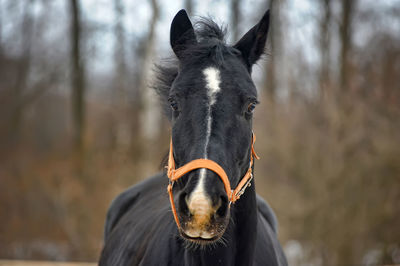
177 188 230 244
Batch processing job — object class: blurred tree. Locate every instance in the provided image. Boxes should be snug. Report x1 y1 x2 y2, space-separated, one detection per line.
136 0 159 100
0 2 2 55
112 0 129 150
264 0 282 103
339 0 356 92
318 0 331 100
69 0 86 153
113 0 127 97
10 0 34 145
0 0 61 152
230 0 241 42
135 0 160 143
185 0 193 15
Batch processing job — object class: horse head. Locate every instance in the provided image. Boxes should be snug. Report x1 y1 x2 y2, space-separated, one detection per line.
161 9 270 245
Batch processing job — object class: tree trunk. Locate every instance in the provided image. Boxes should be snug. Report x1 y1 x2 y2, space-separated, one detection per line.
264 0 281 103
230 0 241 42
10 0 34 146
136 0 159 98
339 0 356 92
134 0 160 141
69 0 86 153
0 1 3 55
112 0 129 151
134 0 160 173
113 0 127 92
184 0 193 15
319 0 331 101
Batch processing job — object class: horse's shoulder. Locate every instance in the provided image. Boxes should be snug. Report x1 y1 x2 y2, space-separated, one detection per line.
104 172 166 240
256 194 278 234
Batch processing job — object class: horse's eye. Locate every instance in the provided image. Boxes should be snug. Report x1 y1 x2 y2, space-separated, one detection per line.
168 97 179 111
247 102 257 114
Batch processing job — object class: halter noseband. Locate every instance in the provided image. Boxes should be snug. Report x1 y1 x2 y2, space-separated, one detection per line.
166 132 259 229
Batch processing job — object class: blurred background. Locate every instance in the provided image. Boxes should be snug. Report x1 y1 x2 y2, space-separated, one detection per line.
0 0 399 265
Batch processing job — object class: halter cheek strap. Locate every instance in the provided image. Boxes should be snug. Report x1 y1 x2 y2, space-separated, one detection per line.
166 133 259 229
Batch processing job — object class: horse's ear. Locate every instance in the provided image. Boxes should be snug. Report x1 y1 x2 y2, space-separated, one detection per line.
233 10 270 68
170 9 196 59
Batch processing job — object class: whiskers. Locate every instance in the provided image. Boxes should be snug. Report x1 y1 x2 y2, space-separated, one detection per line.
182 235 227 251
180 224 230 251
216 234 228 247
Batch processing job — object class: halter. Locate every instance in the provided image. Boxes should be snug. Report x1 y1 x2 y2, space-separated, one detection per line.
166 132 260 229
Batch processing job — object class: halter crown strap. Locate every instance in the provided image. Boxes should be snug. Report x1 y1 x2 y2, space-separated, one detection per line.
166 133 259 229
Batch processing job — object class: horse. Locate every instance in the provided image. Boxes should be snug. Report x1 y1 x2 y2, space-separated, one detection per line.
99 9 288 266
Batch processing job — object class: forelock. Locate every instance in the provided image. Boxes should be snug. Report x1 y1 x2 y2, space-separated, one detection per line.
152 17 238 120
194 18 226 42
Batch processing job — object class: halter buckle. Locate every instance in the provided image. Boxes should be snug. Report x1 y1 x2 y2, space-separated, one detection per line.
235 173 253 200
228 189 234 206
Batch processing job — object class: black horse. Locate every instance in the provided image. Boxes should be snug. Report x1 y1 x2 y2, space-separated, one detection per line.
99 9 287 266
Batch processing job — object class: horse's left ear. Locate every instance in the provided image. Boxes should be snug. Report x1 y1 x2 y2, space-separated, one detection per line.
233 10 270 68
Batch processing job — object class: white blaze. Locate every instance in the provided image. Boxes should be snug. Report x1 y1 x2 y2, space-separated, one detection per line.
188 67 221 217
205 68 221 106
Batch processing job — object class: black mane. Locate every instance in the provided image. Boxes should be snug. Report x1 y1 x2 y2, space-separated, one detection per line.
152 18 235 120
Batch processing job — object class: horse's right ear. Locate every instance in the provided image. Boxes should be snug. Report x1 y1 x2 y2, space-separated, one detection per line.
170 9 196 59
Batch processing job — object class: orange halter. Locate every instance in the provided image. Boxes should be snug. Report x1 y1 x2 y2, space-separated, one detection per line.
166 132 260 229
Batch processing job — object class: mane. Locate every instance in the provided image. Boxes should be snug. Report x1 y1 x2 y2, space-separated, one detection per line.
152 18 232 120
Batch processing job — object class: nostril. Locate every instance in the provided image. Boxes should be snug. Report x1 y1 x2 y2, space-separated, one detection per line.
185 194 190 206
216 195 228 217
185 194 193 217
215 196 222 209
178 192 190 216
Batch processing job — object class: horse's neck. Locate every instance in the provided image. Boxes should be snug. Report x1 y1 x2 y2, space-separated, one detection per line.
182 180 258 266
